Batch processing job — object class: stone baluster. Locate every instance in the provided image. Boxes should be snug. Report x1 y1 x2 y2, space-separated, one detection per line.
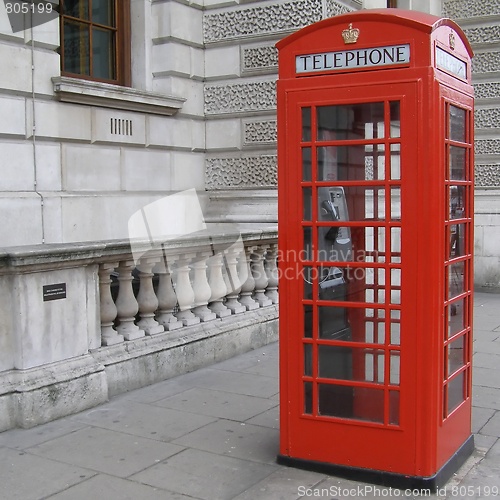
251 245 272 307
207 253 231 318
223 246 246 314
155 256 182 331
238 245 259 310
264 243 279 304
115 260 145 340
192 252 217 322
136 256 164 335
98 262 123 346
173 254 200 326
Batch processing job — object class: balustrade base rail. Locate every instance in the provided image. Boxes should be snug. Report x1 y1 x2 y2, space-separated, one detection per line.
0 305 277 431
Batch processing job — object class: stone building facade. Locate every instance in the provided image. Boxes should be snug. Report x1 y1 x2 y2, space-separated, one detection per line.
0 0 498 287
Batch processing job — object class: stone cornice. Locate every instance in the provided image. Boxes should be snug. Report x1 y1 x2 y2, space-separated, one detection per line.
52 77 185 116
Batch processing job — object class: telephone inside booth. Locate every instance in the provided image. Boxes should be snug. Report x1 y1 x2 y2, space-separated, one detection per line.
302 99 399 422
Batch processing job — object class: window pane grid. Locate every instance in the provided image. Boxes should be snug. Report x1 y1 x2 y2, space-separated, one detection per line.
61 0 125 84
443 102 473 419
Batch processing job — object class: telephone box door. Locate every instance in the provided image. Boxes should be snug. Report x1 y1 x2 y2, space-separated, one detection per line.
279 80 421 474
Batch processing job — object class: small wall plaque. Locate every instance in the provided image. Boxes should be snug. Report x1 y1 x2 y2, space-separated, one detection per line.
43 283 67 302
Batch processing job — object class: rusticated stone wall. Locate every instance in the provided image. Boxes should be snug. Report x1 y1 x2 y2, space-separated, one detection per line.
203 0 357 197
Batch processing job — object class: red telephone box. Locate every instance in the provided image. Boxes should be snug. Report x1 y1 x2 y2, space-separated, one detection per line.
276 9 474 489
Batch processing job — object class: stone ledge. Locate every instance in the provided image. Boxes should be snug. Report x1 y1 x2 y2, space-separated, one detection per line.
52 77 186 116
93 305 278 398
0 306 278 431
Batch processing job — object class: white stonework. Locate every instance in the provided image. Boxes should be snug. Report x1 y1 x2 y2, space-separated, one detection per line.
0 96 26 137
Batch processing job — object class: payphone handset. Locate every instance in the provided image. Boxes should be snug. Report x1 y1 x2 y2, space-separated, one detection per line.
317 186 352 342
318 187 352 263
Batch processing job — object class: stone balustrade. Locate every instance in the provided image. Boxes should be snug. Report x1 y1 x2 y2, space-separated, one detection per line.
97 231 279 347
0 228 278 431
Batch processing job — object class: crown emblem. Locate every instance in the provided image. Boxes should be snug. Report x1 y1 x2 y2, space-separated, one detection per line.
449 32 456 50
342 23 360 44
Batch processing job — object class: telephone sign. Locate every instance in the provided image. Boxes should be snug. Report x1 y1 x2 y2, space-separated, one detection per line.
276 9 474 491
296 44 410 73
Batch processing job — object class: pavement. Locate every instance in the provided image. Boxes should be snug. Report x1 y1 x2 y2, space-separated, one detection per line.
0 291 499 500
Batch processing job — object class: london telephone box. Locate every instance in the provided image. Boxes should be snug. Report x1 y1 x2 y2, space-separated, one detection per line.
276 9 474 489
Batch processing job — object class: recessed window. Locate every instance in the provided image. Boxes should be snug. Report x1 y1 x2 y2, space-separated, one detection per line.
60 0 130 86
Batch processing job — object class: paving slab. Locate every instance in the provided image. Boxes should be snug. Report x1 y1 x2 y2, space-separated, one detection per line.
246 405 279 429
232 466 327 500
0 446 95 500
179 368 279 398
71 399 217 442
472 385 500 410
155 387 277 421
46 473 188 500
0 418 88 451
130 448 277 500
479 410 500 438
26 426 184 478
172 419 279 464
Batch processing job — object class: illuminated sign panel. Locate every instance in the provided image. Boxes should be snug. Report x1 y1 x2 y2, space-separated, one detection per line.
435 46 467 79
296 44 410 74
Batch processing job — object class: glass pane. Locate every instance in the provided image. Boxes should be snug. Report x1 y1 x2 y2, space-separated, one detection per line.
304 344 312 376
302 108 311 142
303 187 312 221
303 268 312 299
317 102 385 141
318 145 386 182
449 186 466 220
390 319 401 345
390 143 401 180
391 227 401 263
317 186 386 222
450 146 466 181
447 371 465 414
318 385 383 423
449 223 466 258
63 21 90 75
390 351 400 385
391 187 401 220
364 144 385 180
317 267 385 304
448 261 465 299
317 146 339 181
64 0 89 19
318 305 350 339
302 147 311 181
390 101 400 138
389 390 400 425
448 298 466 338
92 0 115 26
92 28 115 80
365 227 386 263
364 319 385 343
449 105 466 142
319 346 384 383
303 227 312 261
304 305 313 338
304 382 312 414
391 268 401 288
448 335 465 376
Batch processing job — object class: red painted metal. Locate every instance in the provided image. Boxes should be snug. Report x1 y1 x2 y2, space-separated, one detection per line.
277 9 474 483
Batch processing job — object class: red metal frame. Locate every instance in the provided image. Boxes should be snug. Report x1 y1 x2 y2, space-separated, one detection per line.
277 9 474 486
